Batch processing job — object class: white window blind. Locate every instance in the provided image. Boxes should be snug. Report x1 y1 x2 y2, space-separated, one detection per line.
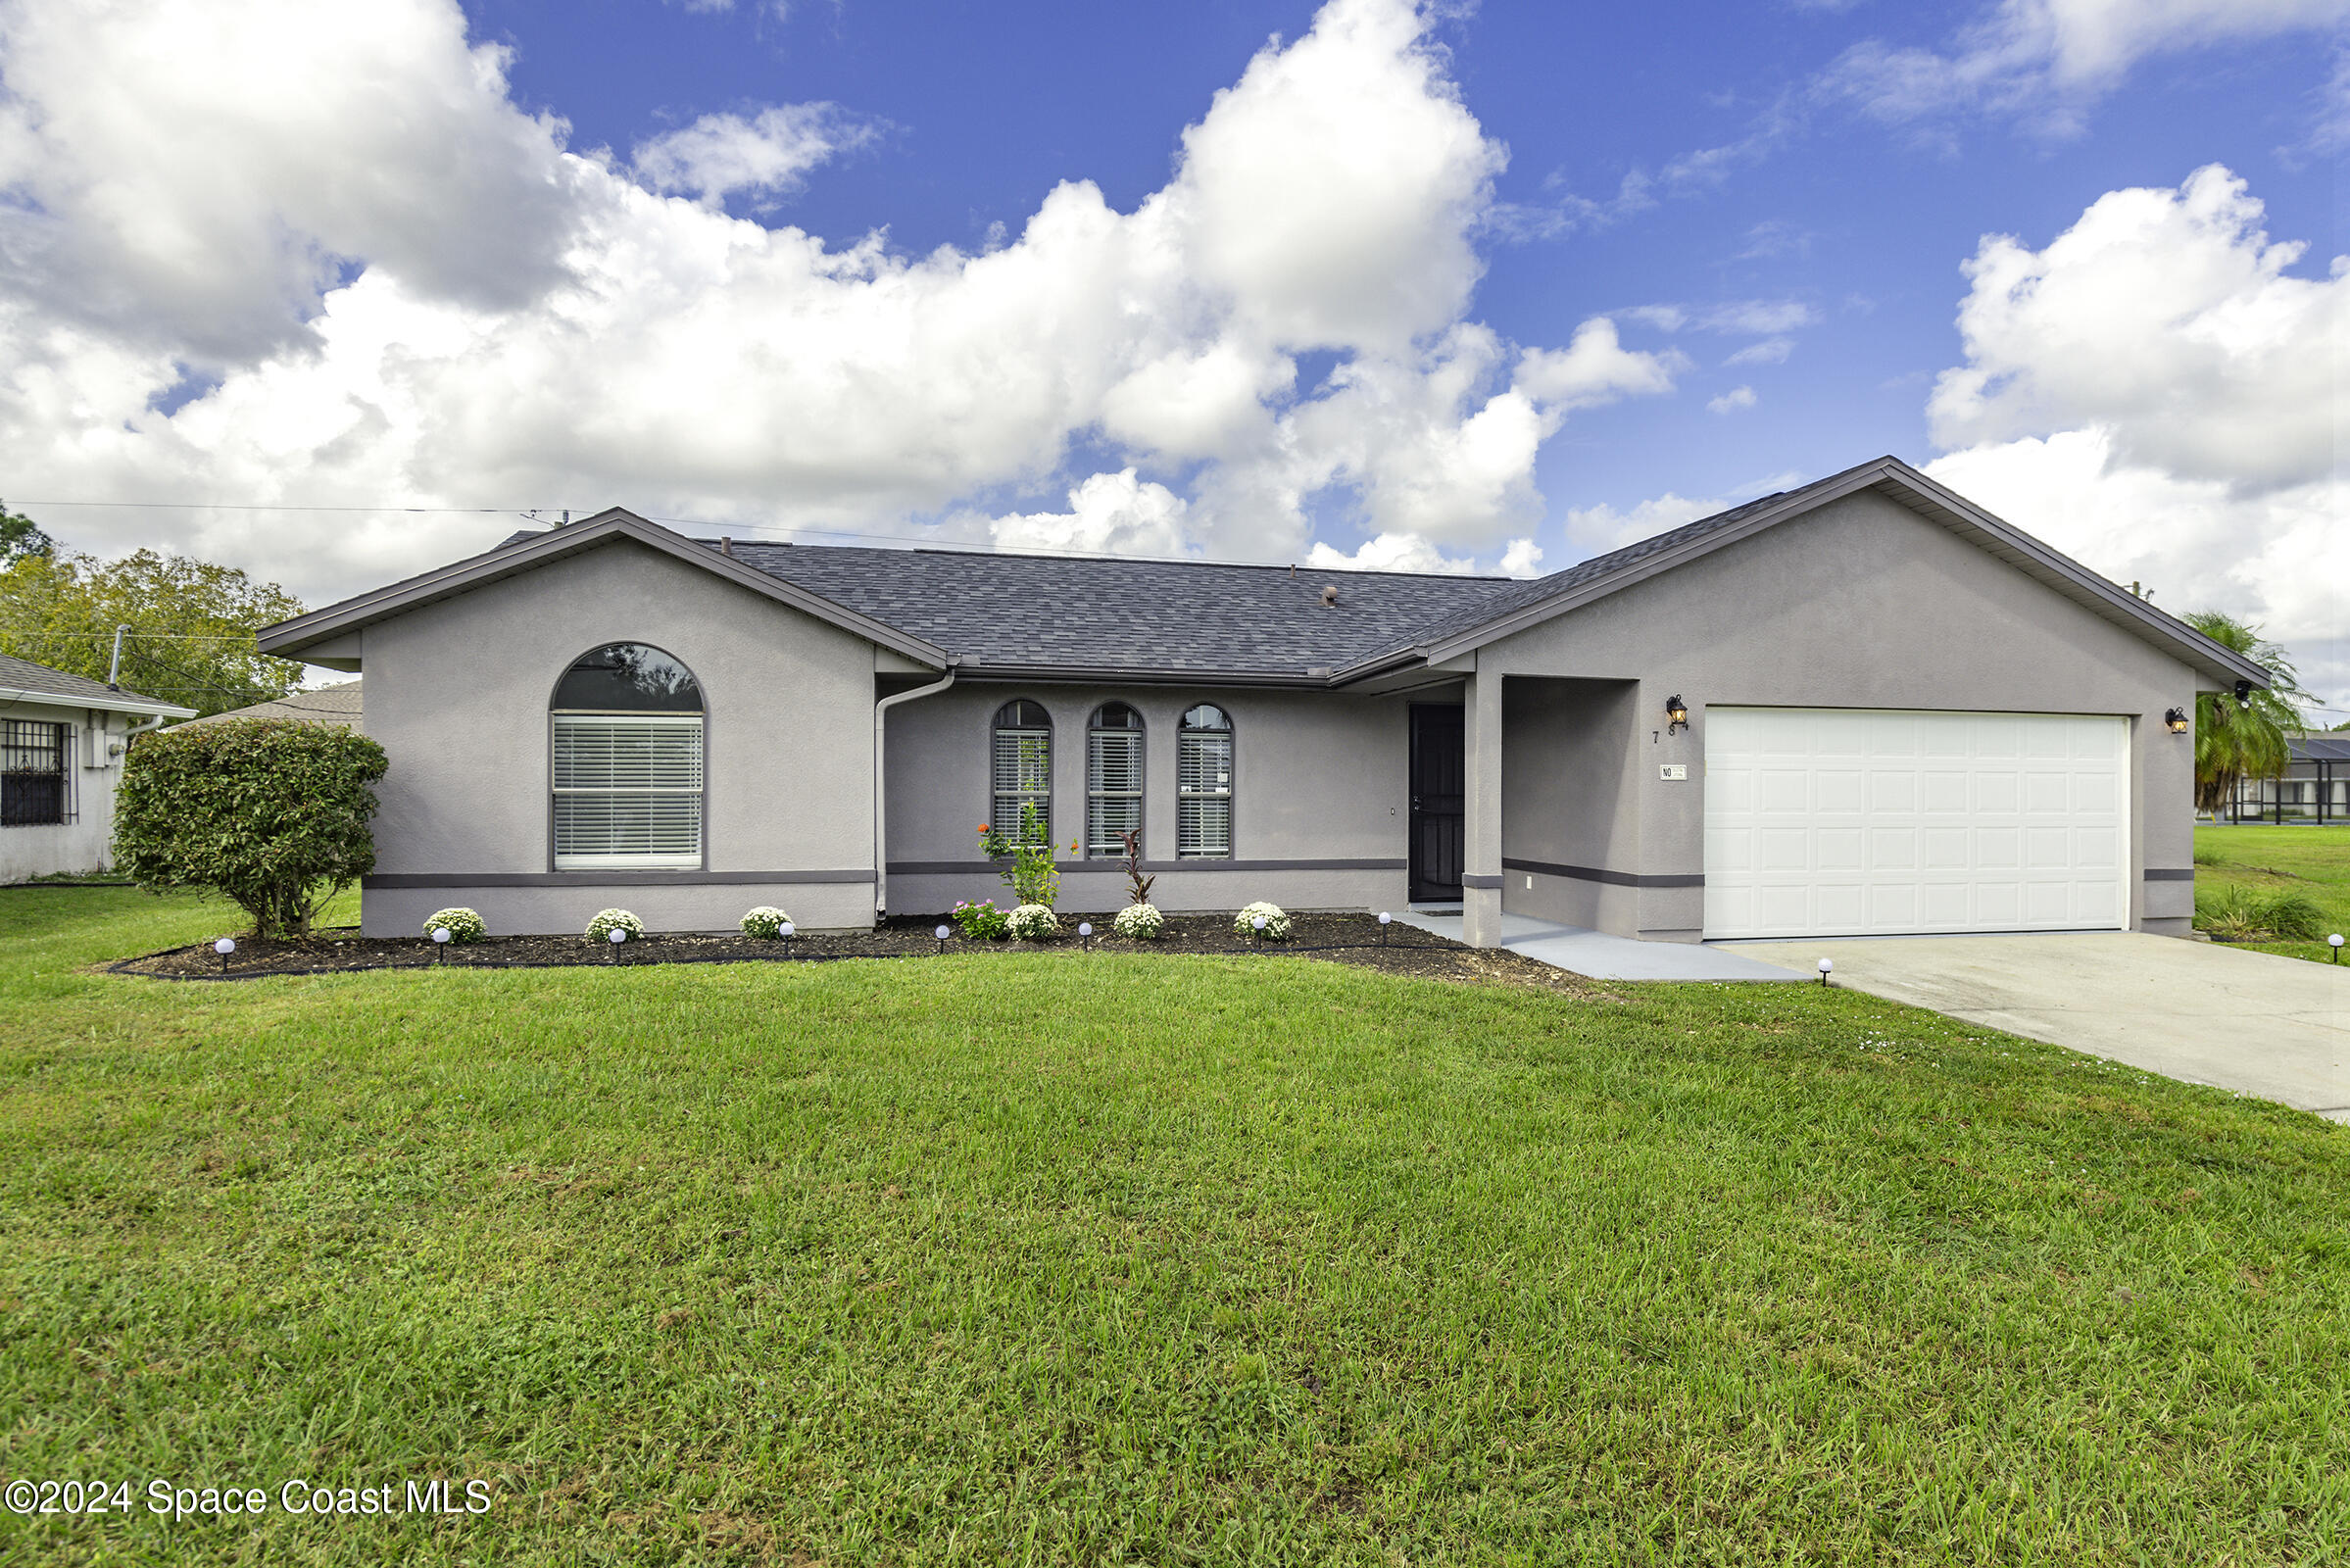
1087 728 1143 857
992 726 1052 845
1177 725 1232 858
553 714 703 868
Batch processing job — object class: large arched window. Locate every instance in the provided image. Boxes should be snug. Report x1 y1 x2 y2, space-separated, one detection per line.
551 643 704 869
1086 703 1144 858
991 700 1053 847
1177 703 1233 859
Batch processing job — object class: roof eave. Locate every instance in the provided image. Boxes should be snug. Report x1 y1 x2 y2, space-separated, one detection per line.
0 685 199 719
258 511 951 669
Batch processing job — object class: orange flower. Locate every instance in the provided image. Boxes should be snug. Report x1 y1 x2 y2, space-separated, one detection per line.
977 823 990 833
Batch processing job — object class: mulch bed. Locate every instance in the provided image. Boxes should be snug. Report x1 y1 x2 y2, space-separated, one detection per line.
107 911 1606 996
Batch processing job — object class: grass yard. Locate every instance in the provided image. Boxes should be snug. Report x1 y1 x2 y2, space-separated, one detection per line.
2193 823 2350 963
1 886 2344 1565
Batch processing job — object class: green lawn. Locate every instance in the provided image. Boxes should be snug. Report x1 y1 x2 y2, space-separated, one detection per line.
1 887 2344 1565
2193 823 2350 962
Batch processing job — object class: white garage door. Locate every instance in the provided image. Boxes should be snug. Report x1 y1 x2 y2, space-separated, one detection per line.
1703 708 2129 939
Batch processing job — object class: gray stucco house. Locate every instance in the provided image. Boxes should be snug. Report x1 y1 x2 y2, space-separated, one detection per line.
256 456 2267 947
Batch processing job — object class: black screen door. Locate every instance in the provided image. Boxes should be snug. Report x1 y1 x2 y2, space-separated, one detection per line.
1408 704 1465 902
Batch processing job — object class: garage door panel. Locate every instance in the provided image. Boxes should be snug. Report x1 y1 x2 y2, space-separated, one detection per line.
1704 707 2128 938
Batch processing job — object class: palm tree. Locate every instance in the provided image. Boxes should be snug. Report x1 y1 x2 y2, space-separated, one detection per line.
2184 611 2306 816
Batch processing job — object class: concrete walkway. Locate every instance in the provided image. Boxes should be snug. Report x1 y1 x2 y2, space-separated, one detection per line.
1396 910 1799 982
1733 933 2350 1122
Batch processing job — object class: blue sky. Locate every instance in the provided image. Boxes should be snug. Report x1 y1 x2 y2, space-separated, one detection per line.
1 0 2343 700
459 0 2344 526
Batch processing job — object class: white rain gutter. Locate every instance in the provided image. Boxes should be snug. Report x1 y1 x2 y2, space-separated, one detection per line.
872 660 958 917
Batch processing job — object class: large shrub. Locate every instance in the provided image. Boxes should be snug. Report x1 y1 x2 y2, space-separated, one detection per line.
113 717 387 938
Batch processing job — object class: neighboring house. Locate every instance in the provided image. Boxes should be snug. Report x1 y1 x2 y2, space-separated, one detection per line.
256 455 2270 945
0 653 195 882
175 679 364 732
2217 733 2349 825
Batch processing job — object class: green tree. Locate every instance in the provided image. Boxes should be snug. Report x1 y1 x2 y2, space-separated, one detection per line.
0 543 306 716
0 501 52 564
2184 610 2306 815
113 718 387 937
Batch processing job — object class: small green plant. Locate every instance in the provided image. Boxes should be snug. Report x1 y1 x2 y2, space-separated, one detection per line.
421 907 486 944
2195 886 2325 942
740 906 793 938
1120 829 1155 906
1006 903 1060 942
1233 902 1293 941
585 908 644 942
951 899 1011 941
1113 903 1165 941
112 717 388 937
978 805 1060 907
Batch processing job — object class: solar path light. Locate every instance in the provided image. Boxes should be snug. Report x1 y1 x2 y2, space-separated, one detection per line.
1378 910 1392 945
431 926 452 964
214 936 234 975
1078 921 1093 952
1816 956 1833 987
935 924 951 955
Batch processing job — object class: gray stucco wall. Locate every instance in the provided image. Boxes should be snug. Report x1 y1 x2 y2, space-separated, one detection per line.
355 538 883 935
882 683 1416 916
1476 488 2202 940
1498 678 1641 931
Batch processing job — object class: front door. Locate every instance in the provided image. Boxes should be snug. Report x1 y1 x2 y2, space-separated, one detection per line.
1408 704 1465 903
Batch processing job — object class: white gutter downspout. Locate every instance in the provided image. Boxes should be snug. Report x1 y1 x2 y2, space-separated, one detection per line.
873 659 958 919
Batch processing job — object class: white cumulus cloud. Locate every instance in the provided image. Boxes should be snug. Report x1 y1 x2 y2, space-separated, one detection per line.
633 105 876 206
1923 166 2348 703
1824 0 2350 135
0 0 1681 602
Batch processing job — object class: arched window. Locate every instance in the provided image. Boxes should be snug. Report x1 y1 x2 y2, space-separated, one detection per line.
1086 703 1144 858
551 643 704 869
991 700 1053 847
1178 703 1233 859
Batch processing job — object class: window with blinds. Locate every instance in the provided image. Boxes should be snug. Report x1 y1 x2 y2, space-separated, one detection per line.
551 643 705 869
992 700 1053 846
1 719 73 827
1177 703 1232 858
1086 703 1143 857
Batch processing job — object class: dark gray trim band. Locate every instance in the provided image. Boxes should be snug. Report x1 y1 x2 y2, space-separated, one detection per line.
1460 873 1503 890
2143 867 2196 881
887 858 1405 876
1504 857 1704 890
365 870 876 889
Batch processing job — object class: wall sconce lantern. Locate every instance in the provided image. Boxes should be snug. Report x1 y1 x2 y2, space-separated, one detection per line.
2165 708 2189 734
1665 695 1689 734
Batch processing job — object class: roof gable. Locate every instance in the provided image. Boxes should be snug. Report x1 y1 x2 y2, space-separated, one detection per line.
1338 456 2273 690
258 509 951 668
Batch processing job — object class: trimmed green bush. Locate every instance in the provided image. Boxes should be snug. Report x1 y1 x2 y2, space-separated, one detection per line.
586 908 644 942
422 907 486 944
112 717 387 938
740 906 793 938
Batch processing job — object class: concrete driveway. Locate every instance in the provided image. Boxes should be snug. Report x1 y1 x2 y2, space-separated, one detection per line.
1733 933 2350 1123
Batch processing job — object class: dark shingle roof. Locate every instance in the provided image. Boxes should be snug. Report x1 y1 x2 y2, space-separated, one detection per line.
0 652 189 713
723 544 1524 676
